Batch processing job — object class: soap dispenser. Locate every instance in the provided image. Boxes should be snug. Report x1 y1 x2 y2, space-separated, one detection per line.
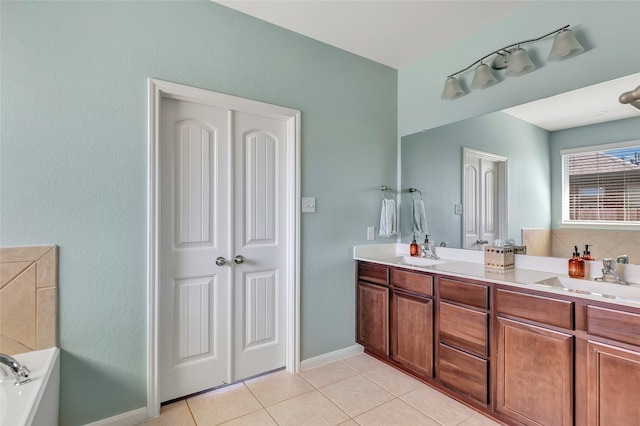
568 245 585 278
582 244 595 261
410 235 420 257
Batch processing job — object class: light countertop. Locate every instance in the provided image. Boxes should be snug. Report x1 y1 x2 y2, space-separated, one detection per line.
354 243 640 308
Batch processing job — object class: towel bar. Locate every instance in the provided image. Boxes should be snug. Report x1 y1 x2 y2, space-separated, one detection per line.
409 187 423 200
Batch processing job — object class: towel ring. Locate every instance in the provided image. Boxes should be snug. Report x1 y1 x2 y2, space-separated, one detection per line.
409 187 423 200
381 185 394 199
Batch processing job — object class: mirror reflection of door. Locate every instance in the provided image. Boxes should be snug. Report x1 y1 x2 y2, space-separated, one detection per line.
463 148 508 250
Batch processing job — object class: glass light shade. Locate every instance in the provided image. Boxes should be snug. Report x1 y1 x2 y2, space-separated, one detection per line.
548 29 584 61
470 64 498 89
441 77 465 100
505 48 535 77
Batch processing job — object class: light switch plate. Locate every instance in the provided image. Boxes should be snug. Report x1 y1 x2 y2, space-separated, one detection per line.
454 204 462 215
302 197 316 213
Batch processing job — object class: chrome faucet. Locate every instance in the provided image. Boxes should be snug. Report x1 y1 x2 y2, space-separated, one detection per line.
421 236 440 260
0 353 31 385
595 256 630 285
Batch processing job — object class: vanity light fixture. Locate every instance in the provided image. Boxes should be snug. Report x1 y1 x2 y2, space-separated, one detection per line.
619 84 640 111
441 25 584 100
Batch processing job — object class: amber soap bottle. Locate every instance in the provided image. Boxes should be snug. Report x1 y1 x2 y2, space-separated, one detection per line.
410 235 420 257
568 245 585 278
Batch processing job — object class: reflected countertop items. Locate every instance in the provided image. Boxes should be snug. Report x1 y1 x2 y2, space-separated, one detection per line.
353 243 640 308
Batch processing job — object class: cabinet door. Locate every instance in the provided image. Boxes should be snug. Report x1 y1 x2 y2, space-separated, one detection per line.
391 290 433 378
496 317 574 426
587 341 640 426
357 281 389 356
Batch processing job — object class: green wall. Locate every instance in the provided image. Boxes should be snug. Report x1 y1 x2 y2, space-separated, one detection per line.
399 1 640 136
401 112 550 247
550 117 640 228
0 1 397 424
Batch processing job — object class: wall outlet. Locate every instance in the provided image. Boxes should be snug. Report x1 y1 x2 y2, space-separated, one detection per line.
367 226 375 240
454 204 462 215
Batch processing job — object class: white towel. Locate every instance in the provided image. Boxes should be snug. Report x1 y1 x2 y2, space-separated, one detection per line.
379 199 396 237
412 199 428 235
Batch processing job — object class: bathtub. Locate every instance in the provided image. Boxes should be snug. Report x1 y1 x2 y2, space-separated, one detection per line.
0 347 60 426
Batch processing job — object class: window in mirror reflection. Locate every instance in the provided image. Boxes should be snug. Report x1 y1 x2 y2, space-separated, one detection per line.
563 141 640 224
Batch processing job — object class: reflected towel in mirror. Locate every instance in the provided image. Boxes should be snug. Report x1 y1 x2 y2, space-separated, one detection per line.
379 198 396 237
412 199 428 235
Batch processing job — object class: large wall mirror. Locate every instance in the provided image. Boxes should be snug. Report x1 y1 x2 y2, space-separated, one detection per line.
400 73 640 260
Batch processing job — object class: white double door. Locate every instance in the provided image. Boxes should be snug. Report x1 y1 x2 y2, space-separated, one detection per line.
159 97 287 402
463 148 507 250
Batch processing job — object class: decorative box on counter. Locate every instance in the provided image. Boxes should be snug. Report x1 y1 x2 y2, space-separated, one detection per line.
484 246 515 269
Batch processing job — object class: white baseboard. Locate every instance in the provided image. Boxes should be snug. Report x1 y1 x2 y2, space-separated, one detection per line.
300 344 364 371
84 407 148 426
87 346 363 425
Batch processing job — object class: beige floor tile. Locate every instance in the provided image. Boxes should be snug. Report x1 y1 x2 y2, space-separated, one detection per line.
136 400 196 426
320 374 395 417
245 370 314 406
457 413 502 426
301 361 358 388
354 398 440 426
267 389 349 426
338 420 360 426
340 353 384 373
361 362 425 396
219 409 277 425
401 386 477 426
187 383 262 425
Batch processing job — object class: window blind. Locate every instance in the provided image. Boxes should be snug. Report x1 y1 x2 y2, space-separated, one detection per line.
562 145 640 224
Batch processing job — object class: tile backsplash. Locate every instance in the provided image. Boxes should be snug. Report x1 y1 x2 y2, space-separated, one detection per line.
0 246 58 355
522 228 640 264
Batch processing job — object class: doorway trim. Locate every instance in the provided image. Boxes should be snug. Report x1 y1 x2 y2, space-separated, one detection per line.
146 78 300 418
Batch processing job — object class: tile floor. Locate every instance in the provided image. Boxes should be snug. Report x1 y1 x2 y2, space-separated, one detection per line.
138 353 501 426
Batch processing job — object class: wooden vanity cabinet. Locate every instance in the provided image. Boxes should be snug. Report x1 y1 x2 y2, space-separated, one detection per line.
356 260 640 426
390 269 434 378
495 289 575 426
437 278 490 405
356 262 389 357
584 306 640 425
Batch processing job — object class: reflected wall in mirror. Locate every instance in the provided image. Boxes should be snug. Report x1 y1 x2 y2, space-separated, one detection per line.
400 73 640 262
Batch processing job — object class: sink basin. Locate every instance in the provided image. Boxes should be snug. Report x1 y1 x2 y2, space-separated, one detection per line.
401 256 446 267
535 276 640 301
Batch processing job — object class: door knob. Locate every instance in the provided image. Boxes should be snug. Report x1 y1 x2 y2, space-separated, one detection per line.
234 255 245 264
477 239 488 245
215 257 227 266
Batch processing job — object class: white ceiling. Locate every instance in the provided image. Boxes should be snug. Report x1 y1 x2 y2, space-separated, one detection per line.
215 0 529 69
214 1 640 130
503 73 640 131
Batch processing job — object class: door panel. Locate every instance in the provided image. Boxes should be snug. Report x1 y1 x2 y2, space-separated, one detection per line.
160 98 231 402
233 111 287 381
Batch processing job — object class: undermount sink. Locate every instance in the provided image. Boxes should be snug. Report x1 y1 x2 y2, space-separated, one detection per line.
534 276 640 301
401 256 446 267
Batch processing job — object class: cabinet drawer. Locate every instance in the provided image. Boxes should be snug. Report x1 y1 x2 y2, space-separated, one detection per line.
358 262 388 286
587 305 640 347
496 289 574 329
391 269 433 297
439 302 488 357
438 343 488 404
439 278 488 309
